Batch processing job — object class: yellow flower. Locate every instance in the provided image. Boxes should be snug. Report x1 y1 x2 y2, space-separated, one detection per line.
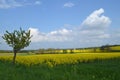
0 53 120 67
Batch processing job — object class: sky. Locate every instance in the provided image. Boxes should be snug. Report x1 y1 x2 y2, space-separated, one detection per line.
0 0 120 50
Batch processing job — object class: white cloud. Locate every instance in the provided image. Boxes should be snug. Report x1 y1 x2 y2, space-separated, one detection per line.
98 34 110 39
35 1 41 5
78 8 111 44
113 29 120 37
104 29 120 45
64 2 74 7
49 29 72 36
28 8 112 47
81 8 111 30
110 29 120 39
1 8 118 49
0 0 41 9
28 28 46 42
29 28 73 42
0 0 22 8
1 8 113 49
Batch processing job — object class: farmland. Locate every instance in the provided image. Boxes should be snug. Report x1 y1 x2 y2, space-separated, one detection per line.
34 45 120 54
0 45 120 80
0 53 120 80
0 53 120 66
0 1 120 79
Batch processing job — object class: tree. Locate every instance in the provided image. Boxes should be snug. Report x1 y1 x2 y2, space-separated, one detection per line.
100 44 111 52
105 44 111 52
100 46 105 52
63 49 67 53
93 47 97 52
2 28 32 64
37 48 45 54
70 49 74 53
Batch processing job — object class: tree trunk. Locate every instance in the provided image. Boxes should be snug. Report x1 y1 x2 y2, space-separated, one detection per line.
13 51 17 64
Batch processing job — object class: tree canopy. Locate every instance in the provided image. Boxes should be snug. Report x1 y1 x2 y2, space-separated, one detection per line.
2 28 32 64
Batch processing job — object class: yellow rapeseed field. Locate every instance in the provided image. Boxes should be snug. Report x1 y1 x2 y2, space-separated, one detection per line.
0 53 120 67
111 46 120 50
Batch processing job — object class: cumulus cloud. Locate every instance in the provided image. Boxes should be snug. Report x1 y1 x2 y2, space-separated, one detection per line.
81 8 111 30
29 28 73 42
0 0 41 9
79 8 111 43
64 2 75 7
29 8 112 46
26 8 114 48
1 8 118 49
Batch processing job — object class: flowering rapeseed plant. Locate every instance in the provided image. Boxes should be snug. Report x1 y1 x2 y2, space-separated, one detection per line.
0 53 120 66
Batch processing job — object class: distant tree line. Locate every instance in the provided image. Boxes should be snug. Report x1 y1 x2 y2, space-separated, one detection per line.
34 44 120 54
100 45 111 52
1 44 120 54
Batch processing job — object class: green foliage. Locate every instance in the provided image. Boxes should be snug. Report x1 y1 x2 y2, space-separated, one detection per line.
2 28 32 52
63 49 67 53
70 49 74 53
2 28 32 64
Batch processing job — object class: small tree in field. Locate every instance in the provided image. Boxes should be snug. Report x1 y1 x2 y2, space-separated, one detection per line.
2 28 32 64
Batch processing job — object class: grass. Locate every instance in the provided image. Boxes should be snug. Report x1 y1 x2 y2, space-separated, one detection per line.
0 57 120 80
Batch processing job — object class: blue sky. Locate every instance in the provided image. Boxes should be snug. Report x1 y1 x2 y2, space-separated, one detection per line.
0 0 120 50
